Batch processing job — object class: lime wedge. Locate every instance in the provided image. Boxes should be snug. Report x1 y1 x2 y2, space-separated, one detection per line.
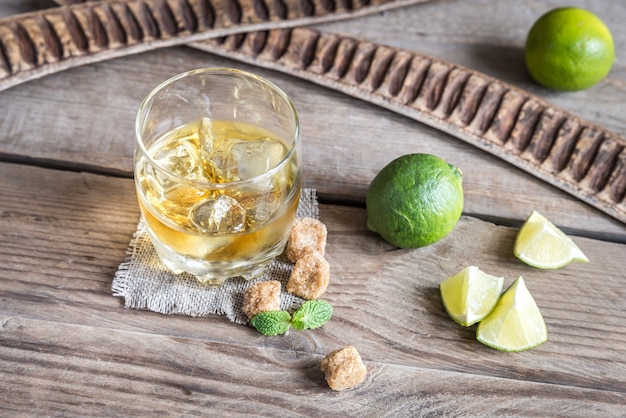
476 276 548 352
440 266 504 327
514 211 589 269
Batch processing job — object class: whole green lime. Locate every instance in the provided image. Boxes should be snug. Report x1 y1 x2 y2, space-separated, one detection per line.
525 7 614 91
366 153 463 248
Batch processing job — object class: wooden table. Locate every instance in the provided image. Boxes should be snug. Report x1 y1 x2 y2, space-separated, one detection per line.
2 0 625 415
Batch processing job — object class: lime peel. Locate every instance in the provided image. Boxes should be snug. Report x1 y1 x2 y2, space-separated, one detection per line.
366 153 464 249
525 7 614 91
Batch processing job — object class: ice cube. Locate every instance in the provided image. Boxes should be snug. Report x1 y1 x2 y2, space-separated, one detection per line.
164 184 206 205
231 137 286 180
204 136 287 183
160 184 207 222
204 136 247 182
198 117 213 144
152 137 205 180
198 117 215 172
247 199 277 224
231 184 285 228
189 195 246 233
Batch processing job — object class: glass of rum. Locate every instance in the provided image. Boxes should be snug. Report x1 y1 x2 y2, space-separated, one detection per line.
134 68 301 286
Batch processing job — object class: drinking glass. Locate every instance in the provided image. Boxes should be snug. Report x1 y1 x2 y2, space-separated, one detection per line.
134 68 301 286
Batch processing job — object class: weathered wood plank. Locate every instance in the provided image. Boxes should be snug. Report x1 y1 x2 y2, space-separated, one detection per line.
1 164 625 402
1 0 626 414
2 316 625 417
318 206 626 394
0 46 624 241
0 1 57 19
1 1 626 238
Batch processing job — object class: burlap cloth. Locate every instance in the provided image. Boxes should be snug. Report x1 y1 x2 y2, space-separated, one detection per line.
112 189 318 324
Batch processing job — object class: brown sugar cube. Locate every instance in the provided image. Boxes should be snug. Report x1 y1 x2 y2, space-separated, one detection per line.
241 280 281 319
286 251 330 300
321 346 367 391
286 217 327 263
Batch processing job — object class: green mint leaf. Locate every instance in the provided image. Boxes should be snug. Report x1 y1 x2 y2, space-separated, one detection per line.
250 311 292 336
291 300 333 330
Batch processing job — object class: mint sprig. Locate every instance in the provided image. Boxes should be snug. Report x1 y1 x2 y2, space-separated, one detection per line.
250 311 292 336
291 300 333 330
249 300 333 335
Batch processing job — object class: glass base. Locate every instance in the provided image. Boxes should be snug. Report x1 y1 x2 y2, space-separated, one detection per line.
147 228 287 287
159 253 271 287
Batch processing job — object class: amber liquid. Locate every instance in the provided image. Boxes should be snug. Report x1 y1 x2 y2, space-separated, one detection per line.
135 118 300 283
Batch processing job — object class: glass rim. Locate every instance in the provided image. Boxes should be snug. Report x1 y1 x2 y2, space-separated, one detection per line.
134 67 300 189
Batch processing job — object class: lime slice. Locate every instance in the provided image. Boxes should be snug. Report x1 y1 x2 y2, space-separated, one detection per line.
514 211 589 269
440 266 504 327
476 276 548 352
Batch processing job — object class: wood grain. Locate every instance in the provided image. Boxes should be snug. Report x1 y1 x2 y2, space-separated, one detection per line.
1 46 624 241
2 317 625 416
11 3 626 227
1 162 625 415
2 1 626 415
35 1 626 226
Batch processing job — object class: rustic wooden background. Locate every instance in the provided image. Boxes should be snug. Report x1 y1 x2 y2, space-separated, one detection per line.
1 0 625 416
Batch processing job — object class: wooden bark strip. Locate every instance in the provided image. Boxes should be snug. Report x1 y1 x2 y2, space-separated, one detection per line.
189 28 626 225
0 0 429 92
